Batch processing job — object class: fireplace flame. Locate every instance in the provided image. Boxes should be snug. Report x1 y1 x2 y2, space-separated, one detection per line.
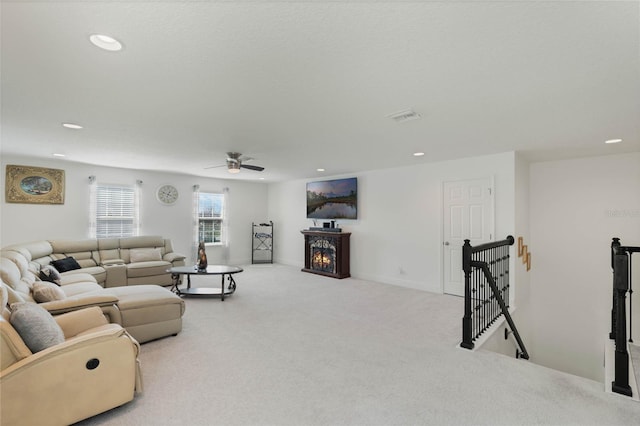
312 252 333 268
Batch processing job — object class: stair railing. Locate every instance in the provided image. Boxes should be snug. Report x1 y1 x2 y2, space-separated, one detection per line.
610 237 639 397
461 235 529 359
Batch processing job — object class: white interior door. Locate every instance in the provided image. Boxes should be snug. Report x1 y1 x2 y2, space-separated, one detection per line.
443 178 494 296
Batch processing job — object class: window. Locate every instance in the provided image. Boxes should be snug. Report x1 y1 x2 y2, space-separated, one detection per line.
92 184 138 238
198 192 224 244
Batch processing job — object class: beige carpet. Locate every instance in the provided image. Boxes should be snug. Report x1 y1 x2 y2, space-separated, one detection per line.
78 264 640 425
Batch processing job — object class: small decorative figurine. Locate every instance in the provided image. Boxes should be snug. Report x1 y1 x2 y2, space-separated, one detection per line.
197 241 208 271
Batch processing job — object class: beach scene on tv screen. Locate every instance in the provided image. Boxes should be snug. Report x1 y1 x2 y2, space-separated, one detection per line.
307 178 357 219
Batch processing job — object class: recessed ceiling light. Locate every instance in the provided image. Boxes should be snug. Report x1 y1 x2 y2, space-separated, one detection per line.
387 109 421 123
89 34 123 51
62 123 83 129
605 139 623 144
53 153 66 157
413 152 425 157
317 168 325 172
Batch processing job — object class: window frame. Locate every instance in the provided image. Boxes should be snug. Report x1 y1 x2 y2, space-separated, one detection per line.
197 192 224 245
91 183 139 239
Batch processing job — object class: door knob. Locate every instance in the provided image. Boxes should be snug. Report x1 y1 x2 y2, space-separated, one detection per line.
444 241 450 246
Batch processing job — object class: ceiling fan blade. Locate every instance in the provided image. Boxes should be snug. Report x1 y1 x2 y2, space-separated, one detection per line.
203 164 226 169
240 164 265 172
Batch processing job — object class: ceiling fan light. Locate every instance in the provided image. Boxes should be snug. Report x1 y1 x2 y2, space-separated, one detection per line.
228 163 241 173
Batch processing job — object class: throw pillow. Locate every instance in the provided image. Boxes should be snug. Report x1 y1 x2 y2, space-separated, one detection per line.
41 265 62 283
39 270 57 284
50 257 81 273
9 302 65 353
129 248 162 263
32 281 66 303
39 267 61 285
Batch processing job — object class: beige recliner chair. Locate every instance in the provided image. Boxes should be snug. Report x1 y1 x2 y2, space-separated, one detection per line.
0 283 143 426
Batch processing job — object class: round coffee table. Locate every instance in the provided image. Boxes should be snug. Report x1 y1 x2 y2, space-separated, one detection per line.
169 265 243 301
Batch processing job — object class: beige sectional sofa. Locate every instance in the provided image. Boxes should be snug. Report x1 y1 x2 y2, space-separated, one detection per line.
2 236 186 287
0 236 187 344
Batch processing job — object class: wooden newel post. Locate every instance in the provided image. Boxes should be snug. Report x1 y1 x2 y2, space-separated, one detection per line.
612 249 632 396
461 239 474 350
610 238 621 340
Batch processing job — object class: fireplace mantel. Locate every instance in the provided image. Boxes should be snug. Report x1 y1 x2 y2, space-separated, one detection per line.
301 230 351 279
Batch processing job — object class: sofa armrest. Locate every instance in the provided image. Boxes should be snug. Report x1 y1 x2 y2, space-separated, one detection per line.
1 324 135 377
103 263 127 288
54 306 109 339
39 294 119 316
163 252 186 263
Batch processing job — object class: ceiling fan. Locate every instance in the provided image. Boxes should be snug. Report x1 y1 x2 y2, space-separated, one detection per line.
205 152 265 174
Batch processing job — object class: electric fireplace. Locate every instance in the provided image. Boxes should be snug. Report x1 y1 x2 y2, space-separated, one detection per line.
301 230 350 279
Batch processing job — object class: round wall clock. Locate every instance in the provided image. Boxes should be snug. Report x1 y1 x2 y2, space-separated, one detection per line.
156 184 179 205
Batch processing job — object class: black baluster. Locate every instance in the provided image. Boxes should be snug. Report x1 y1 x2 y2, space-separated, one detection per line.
505 246 510 309
629 252 634 343
480 250 484 334
612 249 632 396
494 246 498 323
495 246 499 323
489 247 493 325
461 239 474 349
473 252 477 338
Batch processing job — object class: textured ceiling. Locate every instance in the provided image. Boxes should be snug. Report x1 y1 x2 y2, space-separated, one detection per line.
1 1 638 181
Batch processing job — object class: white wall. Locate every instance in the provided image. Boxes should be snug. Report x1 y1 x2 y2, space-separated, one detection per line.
9 150 634 382
1 155 268 265
482 152 532 357
529 152 640 381
268 152 516 294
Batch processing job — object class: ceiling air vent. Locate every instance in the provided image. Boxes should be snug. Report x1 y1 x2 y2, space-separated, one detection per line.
387 109 421 123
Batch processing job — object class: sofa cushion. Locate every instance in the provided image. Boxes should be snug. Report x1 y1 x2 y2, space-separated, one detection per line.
2 241 53 261
59 282 104 297
49 239 98 254
99 249 121 263
32 281 66 303
119 236 165 249
2 250 39 293
60 266 107 285
59 272 98 286
51 257 81 273
1 257 25 291
9 302 65 353
0 256 34 298
129 248 162 263
71 255 98 269
127 261 172 278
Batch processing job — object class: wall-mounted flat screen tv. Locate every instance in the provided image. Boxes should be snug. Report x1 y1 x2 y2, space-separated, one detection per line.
306 177 357 220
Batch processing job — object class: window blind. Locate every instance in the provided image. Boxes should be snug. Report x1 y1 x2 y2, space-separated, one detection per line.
96 185 137 238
